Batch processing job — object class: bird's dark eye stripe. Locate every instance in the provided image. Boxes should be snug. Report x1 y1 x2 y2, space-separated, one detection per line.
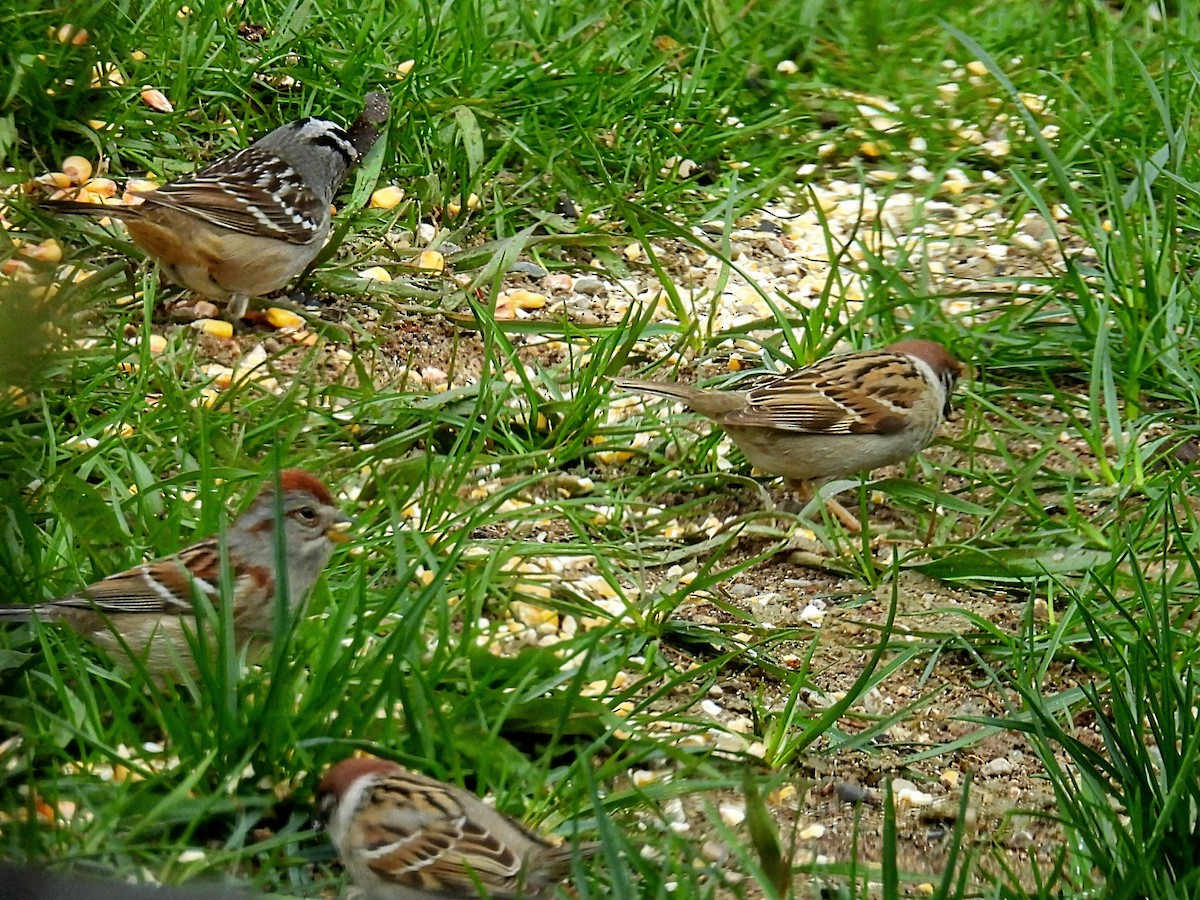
312 132 354 166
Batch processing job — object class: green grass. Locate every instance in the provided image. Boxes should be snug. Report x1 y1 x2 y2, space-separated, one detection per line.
4 0 1200 897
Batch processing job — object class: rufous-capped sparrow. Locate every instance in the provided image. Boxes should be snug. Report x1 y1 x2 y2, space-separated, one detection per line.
614 340 963 529
318 757 599 899
0 469 350 676
43 92 390 320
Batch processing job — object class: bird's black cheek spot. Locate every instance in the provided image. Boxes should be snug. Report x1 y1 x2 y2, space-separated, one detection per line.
871 413 906 434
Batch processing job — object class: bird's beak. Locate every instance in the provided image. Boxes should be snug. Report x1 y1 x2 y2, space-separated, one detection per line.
327 517 354 544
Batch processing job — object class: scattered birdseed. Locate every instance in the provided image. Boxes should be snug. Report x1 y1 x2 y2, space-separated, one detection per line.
140 87 173 113
799 599 827 627
191 318 233 339
718 802 746 826
60 156 92 183
358 266 391 281
54 24 89 44
89 62 124 88
19 238 62 262
370 185 406 209
447 193 481 217
894 784 935 808
416 249 445 272
265 307 304 331
494 289 548 319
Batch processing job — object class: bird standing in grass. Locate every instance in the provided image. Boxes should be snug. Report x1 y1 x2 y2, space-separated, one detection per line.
614 339 964 530
319 756 599 899
0 469 350 677
43 92 390 321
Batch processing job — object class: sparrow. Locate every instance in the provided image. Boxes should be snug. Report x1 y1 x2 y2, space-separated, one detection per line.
318 756 599 899
0 469 350 676
614 339 963 529
42 92 390 320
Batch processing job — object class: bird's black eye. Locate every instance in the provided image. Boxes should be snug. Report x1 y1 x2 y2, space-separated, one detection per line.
296 505 318 523
317 792 335 821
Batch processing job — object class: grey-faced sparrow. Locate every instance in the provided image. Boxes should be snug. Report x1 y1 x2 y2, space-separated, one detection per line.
318 756 599 899
614 339 963 529
43 92 390 320
0 469 350 676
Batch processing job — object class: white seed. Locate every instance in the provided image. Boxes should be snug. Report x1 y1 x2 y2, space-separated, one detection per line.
718 802 746 826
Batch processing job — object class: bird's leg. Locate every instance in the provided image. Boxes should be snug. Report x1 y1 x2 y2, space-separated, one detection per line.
224 293 249 322
789 479 864 533
788 478 819 515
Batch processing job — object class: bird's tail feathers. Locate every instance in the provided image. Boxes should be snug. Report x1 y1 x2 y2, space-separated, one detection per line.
611 377 700 403
42 199 141 220
529 841 602 885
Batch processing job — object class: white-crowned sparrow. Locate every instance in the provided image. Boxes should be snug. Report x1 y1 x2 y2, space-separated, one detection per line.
318 756 599 899
0 469 350 676
614 339 964 529
44 92 390 320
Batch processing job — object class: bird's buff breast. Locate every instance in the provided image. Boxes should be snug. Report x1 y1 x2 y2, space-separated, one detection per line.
76 608 273 679
125 215 325 298
724 422 937 482
80 613 200 677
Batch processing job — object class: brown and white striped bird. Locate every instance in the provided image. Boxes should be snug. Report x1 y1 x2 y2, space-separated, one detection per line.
318 757 599 899
614 340 963 529
43 93 390 319
1 469 349 675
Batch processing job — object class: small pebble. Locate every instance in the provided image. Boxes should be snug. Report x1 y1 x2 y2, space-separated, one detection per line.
573 276 606 295
507 261 547 278
836 782 872 805
981 757 1014 776
542 273 573 292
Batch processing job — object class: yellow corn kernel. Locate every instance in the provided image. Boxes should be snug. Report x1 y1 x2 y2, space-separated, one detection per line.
90 62 124 88
19 239 62 263
192 318 233 339
61 156 93 184
358 266 391 282
369 186 405 209
417 250 444 272
265 307 304 330
140 87 173 113
447 192 481 217
55 24 89 44
86 177 117 198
